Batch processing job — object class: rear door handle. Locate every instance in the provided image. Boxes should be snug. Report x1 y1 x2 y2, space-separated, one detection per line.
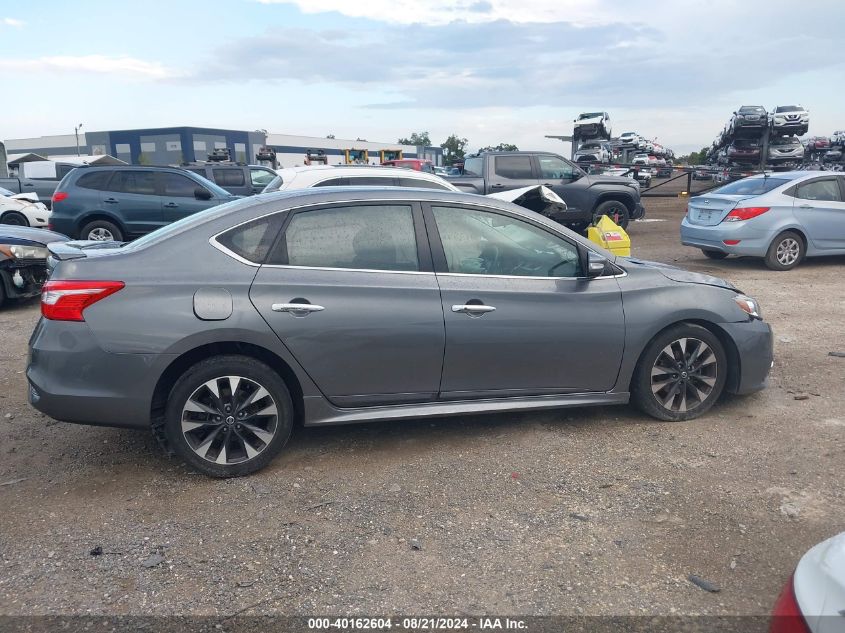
164 202 179 208
798 204 813 209
490 183 505 189
272 303 325 315
452 304 496 315
104 198 118 204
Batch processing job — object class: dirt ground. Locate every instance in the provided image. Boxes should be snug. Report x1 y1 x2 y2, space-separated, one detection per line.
1 189 843 618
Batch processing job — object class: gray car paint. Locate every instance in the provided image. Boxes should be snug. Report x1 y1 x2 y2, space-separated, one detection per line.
28 187 772 432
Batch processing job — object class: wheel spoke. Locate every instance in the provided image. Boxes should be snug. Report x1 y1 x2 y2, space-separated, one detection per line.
237 385 270 413
235 429 261 459
215 438 228 465
184 399 220 416
195 426 223 460
181 419 215 433
240 421 275 445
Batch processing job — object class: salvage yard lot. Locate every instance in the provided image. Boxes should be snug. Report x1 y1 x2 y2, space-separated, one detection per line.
1 195 843 616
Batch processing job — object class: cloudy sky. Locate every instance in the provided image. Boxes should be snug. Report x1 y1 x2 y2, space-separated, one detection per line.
2 0 844 155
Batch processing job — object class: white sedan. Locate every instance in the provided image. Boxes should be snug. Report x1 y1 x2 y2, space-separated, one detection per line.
0 187 51 228
771 531 844 633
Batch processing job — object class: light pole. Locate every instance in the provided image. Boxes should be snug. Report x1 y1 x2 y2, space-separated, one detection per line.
74 123 83 156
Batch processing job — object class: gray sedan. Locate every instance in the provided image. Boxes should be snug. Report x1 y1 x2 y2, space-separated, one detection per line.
681 172 845 270
29 188 773 476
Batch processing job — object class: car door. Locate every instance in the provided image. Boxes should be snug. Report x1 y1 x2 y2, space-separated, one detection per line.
101 170 161 235
249 201 445 407
792 176 845 251
486 155 540 193
424 202 625 396
159 172 216 224
536 154 592 215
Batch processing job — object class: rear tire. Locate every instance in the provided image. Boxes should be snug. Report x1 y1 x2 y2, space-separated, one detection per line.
164 355 294 477
80 219 123 242
1 211 29 227
594 200 631 230
701 249 729 260
631 323 727 422
764 231 804 271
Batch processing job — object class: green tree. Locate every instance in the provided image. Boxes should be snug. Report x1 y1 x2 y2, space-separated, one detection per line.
397 131 432 146
478 143 519 152
326 134 336 139
440 133 469 165
137 153 150 165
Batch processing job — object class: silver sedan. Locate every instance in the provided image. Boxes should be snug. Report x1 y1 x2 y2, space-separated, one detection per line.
680 172 845 270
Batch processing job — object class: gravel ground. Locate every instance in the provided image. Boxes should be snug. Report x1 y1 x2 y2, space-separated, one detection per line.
1 190 843 617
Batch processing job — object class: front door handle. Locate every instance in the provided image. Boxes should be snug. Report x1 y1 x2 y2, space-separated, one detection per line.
490 183 505 189
452 304 496 315
164 202 179 208
272 303 325 315
103 198 118 204
798 204 813 209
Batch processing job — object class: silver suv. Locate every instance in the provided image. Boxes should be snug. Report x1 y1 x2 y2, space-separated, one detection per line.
770 105 809 135
767 136 804 162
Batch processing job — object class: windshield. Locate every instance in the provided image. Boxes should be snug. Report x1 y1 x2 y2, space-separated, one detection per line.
739 106 765 113
775 105 803 113
191 173 233 198
578 112 602 119
712 177 790 195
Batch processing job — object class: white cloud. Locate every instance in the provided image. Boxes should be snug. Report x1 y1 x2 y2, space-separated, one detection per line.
0 55 177 79
2 17 25 27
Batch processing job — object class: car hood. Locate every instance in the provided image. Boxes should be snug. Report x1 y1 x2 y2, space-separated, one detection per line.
0 226 69 246
623 257 739 291
575 116 603 125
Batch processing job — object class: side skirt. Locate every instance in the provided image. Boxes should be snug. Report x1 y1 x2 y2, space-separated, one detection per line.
303 392 630 426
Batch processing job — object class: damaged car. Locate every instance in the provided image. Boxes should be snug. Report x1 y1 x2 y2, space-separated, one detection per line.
1 186 51 227
0 226 68 306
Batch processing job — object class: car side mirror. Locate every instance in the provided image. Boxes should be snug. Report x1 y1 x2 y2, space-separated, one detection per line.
194 187 212 200
585 250 608 278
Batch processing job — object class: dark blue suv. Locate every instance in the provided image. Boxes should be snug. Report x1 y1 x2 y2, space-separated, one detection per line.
49 166 237 241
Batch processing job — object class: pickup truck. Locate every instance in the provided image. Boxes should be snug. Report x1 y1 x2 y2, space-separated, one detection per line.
0 161 75 209
449 151 645 229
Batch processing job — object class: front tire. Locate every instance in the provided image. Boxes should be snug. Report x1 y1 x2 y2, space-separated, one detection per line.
764 231 804 271
164 355 294 477
701 249 729 260
1 211 29 227
631 324 727 422
80 219 123 242
594 200 631 229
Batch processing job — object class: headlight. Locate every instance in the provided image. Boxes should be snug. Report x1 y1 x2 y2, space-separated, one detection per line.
734 294 761 319
0 244 49 260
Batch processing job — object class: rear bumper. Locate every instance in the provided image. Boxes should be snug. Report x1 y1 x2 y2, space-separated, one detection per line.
27 318 173 429
680 216 772 257
721 319 773 395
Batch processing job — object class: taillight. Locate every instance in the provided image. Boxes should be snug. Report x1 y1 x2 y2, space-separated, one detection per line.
723 207 770 222
770 574 810 633
51 191 68 203
41 280 124 322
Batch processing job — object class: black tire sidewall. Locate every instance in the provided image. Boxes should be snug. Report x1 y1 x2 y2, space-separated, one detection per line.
632 324 727 422
595 200 631 229
765 231 804 271
80 220 123 242
164 355 294 477
2 212 29 226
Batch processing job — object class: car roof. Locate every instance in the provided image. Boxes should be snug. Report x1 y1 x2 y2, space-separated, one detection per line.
277 165 459 190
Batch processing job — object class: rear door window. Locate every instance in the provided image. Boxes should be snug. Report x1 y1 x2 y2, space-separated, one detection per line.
250 168 276 188
795 179 842 202
270 204 419 272
110 171 157 195
216 214 286 264
212 168 246 187
493 156 534 179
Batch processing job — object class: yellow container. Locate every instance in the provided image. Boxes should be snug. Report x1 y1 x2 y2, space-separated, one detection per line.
587 214 631 256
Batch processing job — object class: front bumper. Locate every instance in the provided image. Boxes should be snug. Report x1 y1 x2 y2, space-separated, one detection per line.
721 318 773 395
680 216 772 257
0 262 48 300
632 202 646 219
27 318 174 429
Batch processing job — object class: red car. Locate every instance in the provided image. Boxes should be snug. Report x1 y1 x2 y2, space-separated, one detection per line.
804 137 830 151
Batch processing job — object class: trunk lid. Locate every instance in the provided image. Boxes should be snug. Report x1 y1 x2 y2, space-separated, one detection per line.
686 194 752 226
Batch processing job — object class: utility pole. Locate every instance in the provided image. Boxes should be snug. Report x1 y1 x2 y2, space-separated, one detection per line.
74 123 83 156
